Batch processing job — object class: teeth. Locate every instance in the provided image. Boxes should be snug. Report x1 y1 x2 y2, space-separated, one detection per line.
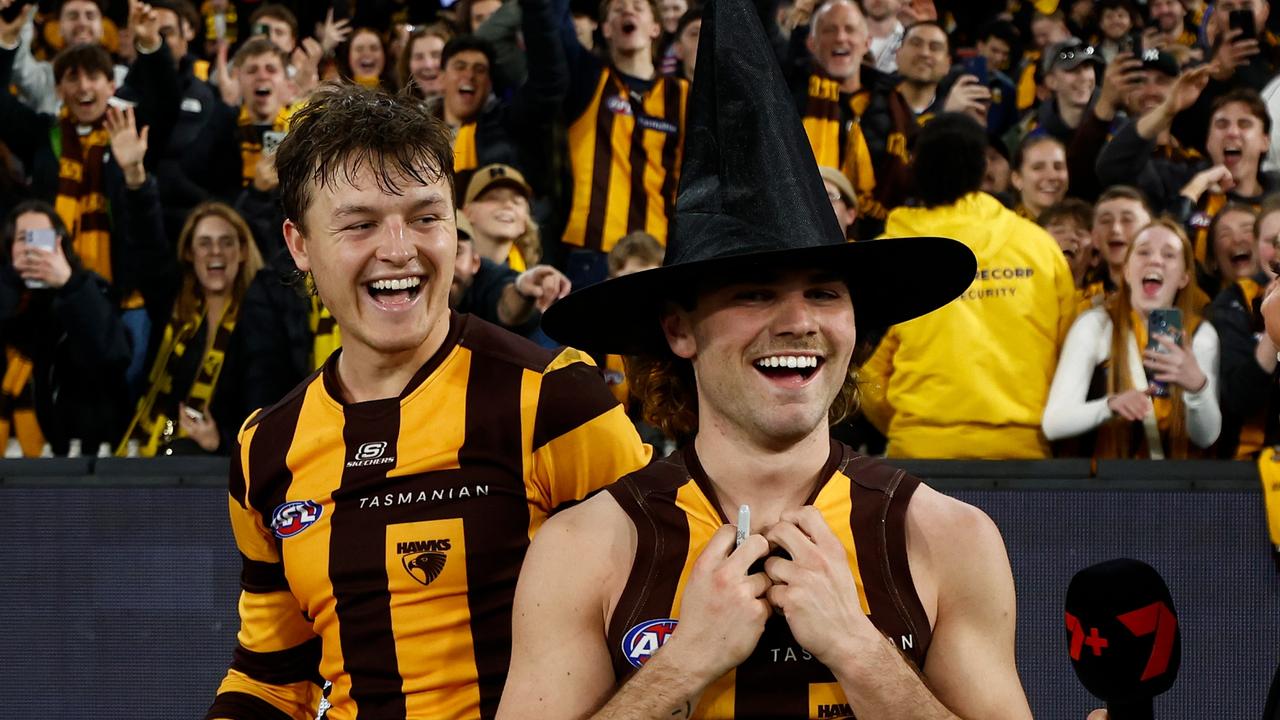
369 277 422 291
755 355 819 369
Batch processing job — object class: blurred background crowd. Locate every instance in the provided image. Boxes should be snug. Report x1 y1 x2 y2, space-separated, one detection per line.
3 0 1280 462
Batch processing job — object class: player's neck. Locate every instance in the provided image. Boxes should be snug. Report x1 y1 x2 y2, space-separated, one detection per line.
334 318 451 403
692 424 831 529
611 46 656 80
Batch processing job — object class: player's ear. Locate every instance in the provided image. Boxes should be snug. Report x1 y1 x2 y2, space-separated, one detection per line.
660 307 696 359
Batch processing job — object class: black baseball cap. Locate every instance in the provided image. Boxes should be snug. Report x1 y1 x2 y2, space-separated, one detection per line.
1043 39 1104 74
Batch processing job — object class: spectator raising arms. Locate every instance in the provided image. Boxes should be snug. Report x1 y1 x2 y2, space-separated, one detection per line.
112 106 263 456
1043 219 1221 458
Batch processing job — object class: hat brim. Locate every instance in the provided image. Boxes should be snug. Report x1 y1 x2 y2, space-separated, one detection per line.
541 236 977 355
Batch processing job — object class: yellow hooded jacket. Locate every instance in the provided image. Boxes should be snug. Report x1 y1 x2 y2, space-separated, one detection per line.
861 192 1077 458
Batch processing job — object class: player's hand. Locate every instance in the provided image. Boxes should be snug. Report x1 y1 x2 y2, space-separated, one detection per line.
1106 388 1153 421
1144 334 1207 392
764 506 878 669
515 265 572 311
659 525 772 683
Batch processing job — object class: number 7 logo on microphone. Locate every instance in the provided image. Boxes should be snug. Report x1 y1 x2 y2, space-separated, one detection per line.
1116 601 1179 681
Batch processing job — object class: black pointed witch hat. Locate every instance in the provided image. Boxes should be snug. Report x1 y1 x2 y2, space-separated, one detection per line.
540 0 975 355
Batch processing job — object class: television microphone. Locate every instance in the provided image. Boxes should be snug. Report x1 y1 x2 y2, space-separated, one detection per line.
1064 559 1181 720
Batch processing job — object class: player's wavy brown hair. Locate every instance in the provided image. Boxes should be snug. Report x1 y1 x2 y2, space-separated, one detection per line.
624 315 863 445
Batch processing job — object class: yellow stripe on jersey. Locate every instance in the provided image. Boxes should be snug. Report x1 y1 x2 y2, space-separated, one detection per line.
814 471 871 613
387 518 480 718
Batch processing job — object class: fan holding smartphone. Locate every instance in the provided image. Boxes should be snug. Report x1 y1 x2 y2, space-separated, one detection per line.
1043 219 1221 458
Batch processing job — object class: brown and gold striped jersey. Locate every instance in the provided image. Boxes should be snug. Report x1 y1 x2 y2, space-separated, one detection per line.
207 313 651 720
604 440 930 719
562 70 688 253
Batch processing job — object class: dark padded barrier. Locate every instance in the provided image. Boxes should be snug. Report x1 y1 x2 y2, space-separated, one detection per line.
1 460 1276 719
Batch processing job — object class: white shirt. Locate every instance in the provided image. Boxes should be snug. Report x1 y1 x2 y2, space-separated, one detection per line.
869 21 904 75
1042 306 1222 448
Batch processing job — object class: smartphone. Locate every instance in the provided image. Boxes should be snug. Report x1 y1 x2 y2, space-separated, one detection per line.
1127 28 1144 58
1229 8 1257 40
262 130 288 155
183 406 205 422
22 228 58 289
1146 308 1184 398
253 22 270 37
965 55 989 86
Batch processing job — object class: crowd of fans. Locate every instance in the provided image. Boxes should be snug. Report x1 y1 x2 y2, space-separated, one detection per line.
2 0 1280 461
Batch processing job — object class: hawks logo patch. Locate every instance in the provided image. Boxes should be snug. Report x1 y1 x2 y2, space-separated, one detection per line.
398 538 452 586
621 618 678 668
271 500 322 539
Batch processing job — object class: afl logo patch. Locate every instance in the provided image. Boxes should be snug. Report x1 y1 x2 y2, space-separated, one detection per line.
271 500 323 539
621 618 678 668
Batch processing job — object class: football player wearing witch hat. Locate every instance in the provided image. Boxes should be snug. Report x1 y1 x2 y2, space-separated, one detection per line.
496 0 1033 716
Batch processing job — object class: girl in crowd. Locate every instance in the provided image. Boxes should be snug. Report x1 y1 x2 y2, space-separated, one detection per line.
1 202 131 457
1011 135 1069 221
1209 199 1280 458
1043 219 1221 458
344 27 397 92
118 198 263 456
399 24 452 101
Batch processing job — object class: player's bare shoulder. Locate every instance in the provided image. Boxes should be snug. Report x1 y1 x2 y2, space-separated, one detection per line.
521 487 639 620
905 482 1013 621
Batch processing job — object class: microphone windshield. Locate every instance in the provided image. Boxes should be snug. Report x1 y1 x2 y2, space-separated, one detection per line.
1064 558 1181 704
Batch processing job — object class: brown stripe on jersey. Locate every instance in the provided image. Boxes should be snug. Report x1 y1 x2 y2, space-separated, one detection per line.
625 92 650 233
231 637 324 685
733 615 829 717
205 690 297 720
584 82 618 251
848 458 931 668
240 554 289 593
658 79 682 226
244 386 307 533
881 471 931 663
330 398 405 717
531 361 622 452
605 456 692 681
229 441 248 507
458 350 528 718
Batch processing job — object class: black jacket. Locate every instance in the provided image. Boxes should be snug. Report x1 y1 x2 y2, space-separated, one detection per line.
0 46 145 305
120 40 243 241
1207 277 1279 458
0 264 132 455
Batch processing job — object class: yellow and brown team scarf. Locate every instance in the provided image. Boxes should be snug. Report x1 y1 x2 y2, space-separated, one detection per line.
801 72 867 169
117 300 240 457
1257 448 1280 570
238 104 295 186
309 294 342 370
0 348 45 457
52 111 113 283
